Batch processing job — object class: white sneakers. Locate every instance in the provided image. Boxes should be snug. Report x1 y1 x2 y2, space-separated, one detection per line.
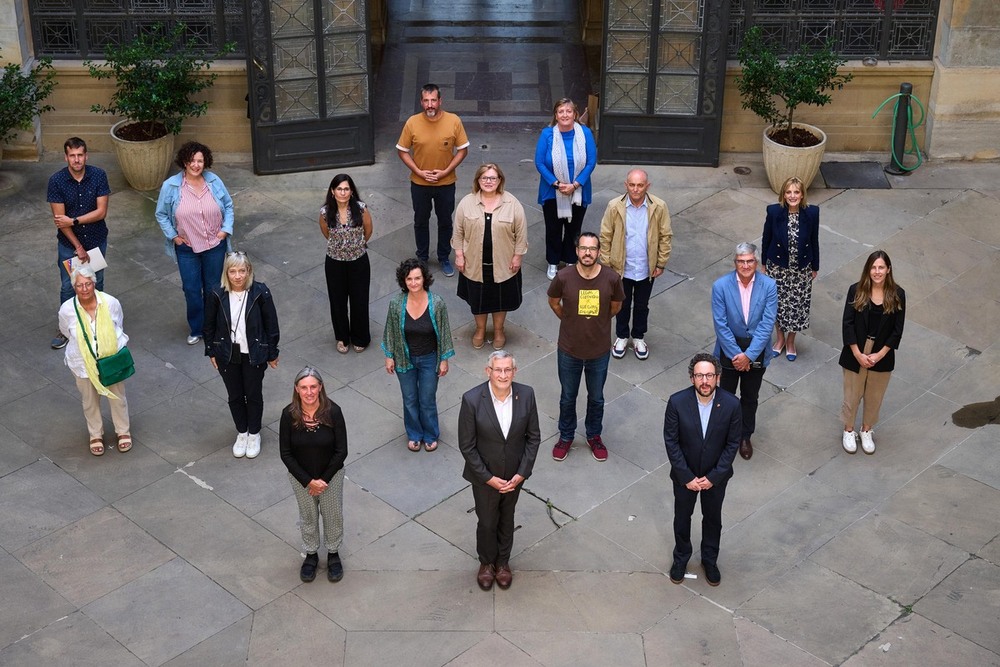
233 432 248 457
633 339 649 360
612 337 628 359
246 433 261 458
843 430 876 454
547 264 558 280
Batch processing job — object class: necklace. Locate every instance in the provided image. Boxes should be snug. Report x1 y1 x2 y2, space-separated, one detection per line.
229 290 247 338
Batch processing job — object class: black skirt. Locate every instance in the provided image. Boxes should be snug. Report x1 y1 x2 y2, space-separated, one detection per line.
457 212 522 315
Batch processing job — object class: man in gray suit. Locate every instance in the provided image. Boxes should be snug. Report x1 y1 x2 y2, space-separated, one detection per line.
458 350 541 591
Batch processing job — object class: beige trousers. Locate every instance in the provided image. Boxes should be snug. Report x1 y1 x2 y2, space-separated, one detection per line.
841 339 892 429
74 375 130 438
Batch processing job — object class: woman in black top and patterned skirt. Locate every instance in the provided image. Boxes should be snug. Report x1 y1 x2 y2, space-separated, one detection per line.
452 163 528 350
279 367 348 583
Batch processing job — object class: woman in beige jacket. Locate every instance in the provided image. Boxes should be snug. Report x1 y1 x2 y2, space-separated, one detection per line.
452 163 528 349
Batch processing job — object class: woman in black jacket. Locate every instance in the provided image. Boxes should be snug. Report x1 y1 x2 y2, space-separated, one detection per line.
761 176 820 361
839 250 905 455
204 251 280 459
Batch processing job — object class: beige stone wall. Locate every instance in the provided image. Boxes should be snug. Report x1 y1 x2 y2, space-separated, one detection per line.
37 62 251 155
721 62 934 154
924 0 1000 159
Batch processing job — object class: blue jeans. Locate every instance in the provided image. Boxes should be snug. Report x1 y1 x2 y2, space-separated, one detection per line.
59 240 107 304
411 183 455 263
556 349 610 440
176 242 227 337
396 352 441 442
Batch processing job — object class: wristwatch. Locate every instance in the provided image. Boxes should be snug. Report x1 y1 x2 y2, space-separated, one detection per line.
72 218 79 226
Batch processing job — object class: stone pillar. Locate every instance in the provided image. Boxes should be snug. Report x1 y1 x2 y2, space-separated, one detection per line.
927 0 1000 159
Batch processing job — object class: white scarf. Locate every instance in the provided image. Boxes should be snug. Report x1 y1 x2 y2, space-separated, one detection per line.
550 122 586 220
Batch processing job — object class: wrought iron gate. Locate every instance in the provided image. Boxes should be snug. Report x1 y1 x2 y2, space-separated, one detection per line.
599 0 729 166
246 0 374 174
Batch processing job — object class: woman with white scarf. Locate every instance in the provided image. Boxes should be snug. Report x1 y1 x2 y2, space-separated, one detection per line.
58 266 132 456
534 97 598 280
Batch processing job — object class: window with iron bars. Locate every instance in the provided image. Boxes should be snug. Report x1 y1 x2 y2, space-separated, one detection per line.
29 0 246 59
728 0 938 60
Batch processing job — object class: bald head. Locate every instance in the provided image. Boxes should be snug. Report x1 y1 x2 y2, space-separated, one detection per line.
625 169 650 206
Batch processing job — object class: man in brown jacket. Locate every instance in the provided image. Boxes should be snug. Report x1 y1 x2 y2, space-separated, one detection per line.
599 168 673 360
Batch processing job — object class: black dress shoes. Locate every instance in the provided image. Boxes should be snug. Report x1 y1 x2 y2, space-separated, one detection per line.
300 552 318 582
739 437 753 460
327 552 344 582
669 561 687 584
477 563 496 591
703 562 721 586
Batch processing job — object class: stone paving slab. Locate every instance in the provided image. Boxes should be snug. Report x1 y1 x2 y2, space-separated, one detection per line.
2 131 1000 664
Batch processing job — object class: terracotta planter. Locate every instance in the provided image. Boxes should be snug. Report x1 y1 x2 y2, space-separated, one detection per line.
109 120 175 191
761 122 827 194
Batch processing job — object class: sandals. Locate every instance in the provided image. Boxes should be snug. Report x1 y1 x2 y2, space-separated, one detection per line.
407 440 421 452
117 433 133 453
89 437 105 456
336 341 349 354
471 332 486 349
492 330 506 350
353 345 366 353
423 440 438 452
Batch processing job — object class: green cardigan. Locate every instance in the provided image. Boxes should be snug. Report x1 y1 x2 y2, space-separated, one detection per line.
381 291 455 373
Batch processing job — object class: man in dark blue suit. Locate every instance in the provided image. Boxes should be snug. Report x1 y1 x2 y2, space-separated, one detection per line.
459 350 541 591
712 241 777 460
663 353 741 586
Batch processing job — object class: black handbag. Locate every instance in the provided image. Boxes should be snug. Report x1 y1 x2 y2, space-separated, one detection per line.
74 300 136 386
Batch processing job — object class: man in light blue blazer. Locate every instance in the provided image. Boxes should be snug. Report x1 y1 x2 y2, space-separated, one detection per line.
711 242 777 461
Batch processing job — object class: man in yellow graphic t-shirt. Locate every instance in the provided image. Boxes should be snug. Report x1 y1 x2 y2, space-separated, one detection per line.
547 232 625 463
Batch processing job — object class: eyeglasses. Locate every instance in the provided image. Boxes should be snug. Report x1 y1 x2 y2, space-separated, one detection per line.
735 259 757 265
692 373 718 381
479 176 499 182
489 367 514 375
333 186 352 192
227 251 247 258
74 282 95 290
578 246 599 253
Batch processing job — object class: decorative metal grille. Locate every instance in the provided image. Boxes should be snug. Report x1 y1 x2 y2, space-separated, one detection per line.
29 0 245 57
605 0 706 116
727 0 939 59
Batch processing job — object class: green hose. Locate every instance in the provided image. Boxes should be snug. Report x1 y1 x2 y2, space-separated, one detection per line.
872 92 925 172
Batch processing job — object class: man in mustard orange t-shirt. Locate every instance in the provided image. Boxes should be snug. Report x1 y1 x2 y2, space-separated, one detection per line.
396 83 470 277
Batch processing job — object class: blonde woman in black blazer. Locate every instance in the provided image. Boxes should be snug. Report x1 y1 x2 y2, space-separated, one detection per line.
761 176 820 361
839 250 905 455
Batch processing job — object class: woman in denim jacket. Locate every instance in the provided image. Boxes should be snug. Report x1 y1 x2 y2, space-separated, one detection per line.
155 141 235 345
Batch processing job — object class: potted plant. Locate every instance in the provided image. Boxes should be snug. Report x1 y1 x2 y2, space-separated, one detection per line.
736 26 853 193
85 24 234 190
0 52 57 166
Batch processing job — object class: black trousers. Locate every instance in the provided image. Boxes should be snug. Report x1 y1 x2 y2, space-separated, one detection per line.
720 365 766 438
324 254 371 347
411 182 455 262
471 482 521 566
218 353 266 434
542 199 587 265
616 276 655 339
672 477 729 567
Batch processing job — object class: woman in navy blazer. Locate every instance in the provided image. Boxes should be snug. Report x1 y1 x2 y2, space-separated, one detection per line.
761 176 820 361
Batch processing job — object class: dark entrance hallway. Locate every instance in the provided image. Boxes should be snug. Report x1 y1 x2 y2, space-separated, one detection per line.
373 0 596 135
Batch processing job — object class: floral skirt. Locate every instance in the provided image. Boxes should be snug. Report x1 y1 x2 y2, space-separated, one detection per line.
766 262 813 332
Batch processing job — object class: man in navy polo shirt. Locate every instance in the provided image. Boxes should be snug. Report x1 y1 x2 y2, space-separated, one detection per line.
47 137 111 349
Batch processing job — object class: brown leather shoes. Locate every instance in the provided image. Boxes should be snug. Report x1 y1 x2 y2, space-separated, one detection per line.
477 563 495 591
739 437 753 460
494 563 513 589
